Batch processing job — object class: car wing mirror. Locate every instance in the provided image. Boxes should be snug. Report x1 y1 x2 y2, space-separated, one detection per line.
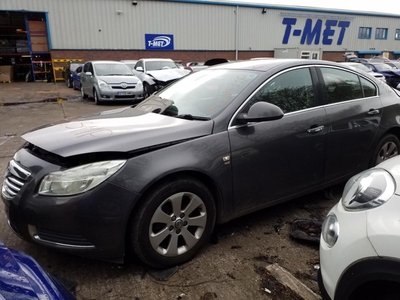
136 66 144 72
85 71 92 76
237 102 284 124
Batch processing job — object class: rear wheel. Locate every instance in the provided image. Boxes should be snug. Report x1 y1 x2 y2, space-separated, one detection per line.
372 134 400 166
129 177 216 268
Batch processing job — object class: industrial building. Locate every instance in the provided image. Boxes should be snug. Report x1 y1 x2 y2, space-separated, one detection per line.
1 0 400 81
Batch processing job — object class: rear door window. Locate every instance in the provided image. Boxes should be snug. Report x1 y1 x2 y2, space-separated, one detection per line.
320 68 364 103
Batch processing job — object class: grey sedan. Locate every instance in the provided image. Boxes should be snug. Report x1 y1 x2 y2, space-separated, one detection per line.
2 59 400 268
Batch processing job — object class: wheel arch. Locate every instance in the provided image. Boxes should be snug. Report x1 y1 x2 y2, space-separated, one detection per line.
335 257 400 300
129 170 224 226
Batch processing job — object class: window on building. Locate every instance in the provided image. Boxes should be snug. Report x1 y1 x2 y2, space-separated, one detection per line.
376 28 388 39
395 29 400 40
358 27 372 39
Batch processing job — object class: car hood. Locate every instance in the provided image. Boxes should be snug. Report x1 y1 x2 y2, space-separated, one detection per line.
380 70 400 77
0 241 75 300
97 75 140 84
22 107 214 157
146 69 190 82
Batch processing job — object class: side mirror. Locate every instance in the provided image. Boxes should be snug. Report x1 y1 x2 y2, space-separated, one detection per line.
136 66 144 72
85 71 92 76
236 102 284 124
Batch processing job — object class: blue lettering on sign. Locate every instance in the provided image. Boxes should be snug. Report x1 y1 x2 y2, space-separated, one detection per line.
145 34 174 50
282 18 350 45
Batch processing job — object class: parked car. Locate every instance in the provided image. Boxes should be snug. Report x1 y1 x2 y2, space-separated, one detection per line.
184 58 229 72
72 66 82 90
319 155 400 300
362 62 400 89
2 59 400 269
62 61 84 88
340 62 386 83
80 60 144 105
133 58 190 97
0 240 76 299
120 60 138 71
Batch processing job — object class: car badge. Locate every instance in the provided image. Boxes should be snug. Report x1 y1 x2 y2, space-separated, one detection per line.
121 83 127 89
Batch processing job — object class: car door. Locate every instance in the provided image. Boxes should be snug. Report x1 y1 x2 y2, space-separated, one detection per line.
81 62 90 94
318 67 382 182
228 67 327 212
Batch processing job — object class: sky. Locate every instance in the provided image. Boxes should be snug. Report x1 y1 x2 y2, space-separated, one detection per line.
212 0 399 15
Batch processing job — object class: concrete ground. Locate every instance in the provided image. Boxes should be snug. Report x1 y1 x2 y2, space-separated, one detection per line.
0 81 337 300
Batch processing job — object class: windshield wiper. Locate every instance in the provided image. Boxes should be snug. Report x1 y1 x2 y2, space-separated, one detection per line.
175 114 210 121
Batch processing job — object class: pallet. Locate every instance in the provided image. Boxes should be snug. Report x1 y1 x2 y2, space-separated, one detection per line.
0 80 11 83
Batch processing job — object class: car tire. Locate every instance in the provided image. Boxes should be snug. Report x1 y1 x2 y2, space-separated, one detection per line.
81 86 88 99
144 82 154 98
94 89 102 105
129 176 216 269
372 134 400 166
67 78 72 88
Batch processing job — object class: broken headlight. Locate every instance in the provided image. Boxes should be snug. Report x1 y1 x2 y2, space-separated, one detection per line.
39 160 126 196
342 169 395 211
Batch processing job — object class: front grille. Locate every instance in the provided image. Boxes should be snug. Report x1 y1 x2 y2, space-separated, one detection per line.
1 160 31 200
115 95 138 99
36 227 93 246
111 85 136 90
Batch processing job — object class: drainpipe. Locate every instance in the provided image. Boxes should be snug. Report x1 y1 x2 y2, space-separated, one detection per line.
235 6 239 61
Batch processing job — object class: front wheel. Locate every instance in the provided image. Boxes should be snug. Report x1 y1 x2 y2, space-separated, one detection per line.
81 86 88 99
143 82 154 98
129 177 216 268
94 89 102 105
372 134 400 166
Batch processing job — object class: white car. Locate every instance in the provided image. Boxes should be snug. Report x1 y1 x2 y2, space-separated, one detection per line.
319 154 400 300
341 62 386 83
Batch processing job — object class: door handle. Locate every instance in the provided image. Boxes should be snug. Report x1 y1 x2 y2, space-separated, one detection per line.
307 125 324 133
367 109 380 115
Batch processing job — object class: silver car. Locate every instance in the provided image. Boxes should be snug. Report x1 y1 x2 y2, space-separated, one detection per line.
80 61 144 105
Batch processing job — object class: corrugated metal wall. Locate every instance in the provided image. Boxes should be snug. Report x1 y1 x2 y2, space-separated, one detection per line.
1 0 400 52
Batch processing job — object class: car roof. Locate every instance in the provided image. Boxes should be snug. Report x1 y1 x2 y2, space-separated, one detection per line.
209 59 343 72
139 58 174 62
89 60 126 64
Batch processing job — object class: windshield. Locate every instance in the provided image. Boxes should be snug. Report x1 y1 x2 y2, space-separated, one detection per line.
135 69 259 119
145 61 178 71
351 64 371 73
374 63 395 72
94 63 134 76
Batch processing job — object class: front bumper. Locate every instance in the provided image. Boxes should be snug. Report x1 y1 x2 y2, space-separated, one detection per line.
97 87 144 102
1 148 139 263
319 202 377 300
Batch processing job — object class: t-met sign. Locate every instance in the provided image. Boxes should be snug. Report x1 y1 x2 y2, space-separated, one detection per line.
282 17 351 45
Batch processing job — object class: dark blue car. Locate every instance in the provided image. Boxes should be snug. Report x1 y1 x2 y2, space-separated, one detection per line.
362 62 400 89
0 241 76 300
72 66 82 91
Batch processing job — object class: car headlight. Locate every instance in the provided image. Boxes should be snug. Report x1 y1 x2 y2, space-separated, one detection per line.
39 160 126 196
98 80 110 90
321 214 339 248
342 169 395 211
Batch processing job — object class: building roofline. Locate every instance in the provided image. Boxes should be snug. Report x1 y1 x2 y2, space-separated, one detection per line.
166 0 400 18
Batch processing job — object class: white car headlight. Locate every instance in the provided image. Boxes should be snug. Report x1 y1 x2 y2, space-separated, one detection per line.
39 160 126 196
98 80 110 90
321 213 339 247
342 169 395 211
